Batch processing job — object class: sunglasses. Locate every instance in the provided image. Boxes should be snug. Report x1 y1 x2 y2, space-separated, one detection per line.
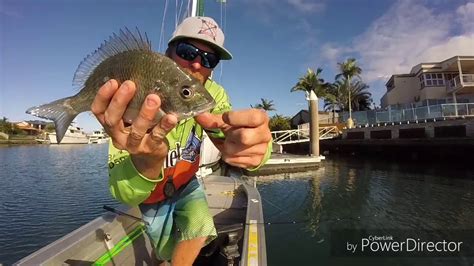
175 42 220 69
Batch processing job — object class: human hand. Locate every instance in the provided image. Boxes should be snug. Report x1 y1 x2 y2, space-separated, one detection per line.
91 79 178 178
195 109 271 169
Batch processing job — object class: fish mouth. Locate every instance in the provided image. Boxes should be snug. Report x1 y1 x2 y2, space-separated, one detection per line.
180 101 216 119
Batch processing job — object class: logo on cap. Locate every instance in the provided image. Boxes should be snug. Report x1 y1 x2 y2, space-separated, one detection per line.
198 19 218 41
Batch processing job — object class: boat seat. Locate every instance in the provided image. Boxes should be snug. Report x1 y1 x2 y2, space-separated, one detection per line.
195 223 244 265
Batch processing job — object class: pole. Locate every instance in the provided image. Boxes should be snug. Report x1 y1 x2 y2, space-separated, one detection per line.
452 92 458 117
309 90 319 157
191 0 204 17
191 0 198 17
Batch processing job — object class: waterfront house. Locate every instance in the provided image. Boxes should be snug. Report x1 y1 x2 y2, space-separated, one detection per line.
381 56 474 109
290 109 334 130
14 120 50 135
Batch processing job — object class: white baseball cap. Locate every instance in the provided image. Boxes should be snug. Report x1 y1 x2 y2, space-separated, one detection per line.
168 16 232 60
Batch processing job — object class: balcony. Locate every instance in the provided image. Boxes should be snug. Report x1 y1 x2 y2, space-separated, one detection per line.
446 74 474 94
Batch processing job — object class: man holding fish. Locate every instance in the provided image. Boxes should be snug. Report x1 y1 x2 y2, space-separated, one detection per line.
92 17 272 265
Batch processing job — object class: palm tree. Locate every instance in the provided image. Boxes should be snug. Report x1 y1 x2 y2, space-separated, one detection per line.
251 98 276 112
291 68 333 99
336 58 362 127
291 68 333 156
350 80 372 111
324 79 373 123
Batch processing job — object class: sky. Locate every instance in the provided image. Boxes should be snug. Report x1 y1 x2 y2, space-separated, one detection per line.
1 0 473 132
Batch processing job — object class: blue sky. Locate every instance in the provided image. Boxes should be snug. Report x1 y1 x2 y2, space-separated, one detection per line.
1 0 473 132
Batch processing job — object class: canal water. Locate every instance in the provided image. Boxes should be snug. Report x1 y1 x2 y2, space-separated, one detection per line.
0 145 473 265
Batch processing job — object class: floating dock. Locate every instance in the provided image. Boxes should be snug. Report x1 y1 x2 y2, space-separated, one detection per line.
244 153 323 176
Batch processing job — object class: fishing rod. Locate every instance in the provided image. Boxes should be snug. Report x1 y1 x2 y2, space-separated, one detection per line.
215 213 382 226
103 205 150 226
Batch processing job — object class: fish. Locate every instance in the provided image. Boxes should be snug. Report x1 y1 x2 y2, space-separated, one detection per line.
26 28 216 143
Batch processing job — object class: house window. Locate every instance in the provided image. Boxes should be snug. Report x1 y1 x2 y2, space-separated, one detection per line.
422 73 445 87
419 75 425 89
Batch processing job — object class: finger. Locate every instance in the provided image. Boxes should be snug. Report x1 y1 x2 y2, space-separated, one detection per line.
222 142 267 158
146 114 178 149
223 155 262 169
127 94 162 151
91 79 119 122
225 127 272 146
104 80 136 128
194 112 228 130
223 109 268 128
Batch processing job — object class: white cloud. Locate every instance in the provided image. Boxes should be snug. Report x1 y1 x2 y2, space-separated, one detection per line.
456 2 474 33
319 0 474 87
287 0 326 13
242 0 326 24
320 43 343 64
0 4 23 18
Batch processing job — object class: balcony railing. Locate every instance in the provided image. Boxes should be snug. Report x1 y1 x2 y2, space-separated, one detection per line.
446 74 474 93
341 103 474 126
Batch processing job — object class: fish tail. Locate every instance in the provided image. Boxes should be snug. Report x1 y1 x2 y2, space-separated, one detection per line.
26 96 79 143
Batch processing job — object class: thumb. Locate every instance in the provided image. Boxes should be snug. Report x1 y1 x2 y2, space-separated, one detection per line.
195 112 227 130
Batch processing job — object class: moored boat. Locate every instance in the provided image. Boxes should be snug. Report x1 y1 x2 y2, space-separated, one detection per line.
88 130 109 144
48 125 88 144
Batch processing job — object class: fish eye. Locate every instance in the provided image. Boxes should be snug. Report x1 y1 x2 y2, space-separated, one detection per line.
180 86 194 99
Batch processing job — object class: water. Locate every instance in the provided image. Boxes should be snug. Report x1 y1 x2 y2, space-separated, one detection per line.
0 145 473 265
0 144 118 265
259 157 474 266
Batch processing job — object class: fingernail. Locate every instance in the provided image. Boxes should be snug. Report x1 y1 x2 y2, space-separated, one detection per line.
121 81 132 92
146 97 158 108
162 116 177 131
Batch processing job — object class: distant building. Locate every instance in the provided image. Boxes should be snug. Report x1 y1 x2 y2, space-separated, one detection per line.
381 56 474 109
290 110 334 129
14 120 51 135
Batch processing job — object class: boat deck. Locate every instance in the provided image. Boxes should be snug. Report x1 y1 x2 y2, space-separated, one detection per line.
15 175 267 266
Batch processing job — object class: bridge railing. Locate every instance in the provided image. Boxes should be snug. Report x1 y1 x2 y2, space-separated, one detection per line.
272 129 309 145
272 126 341 145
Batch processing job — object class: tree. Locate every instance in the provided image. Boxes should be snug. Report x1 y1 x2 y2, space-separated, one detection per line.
324 79 373 116
0 117 22 135
291 68 333 156
291 68 332 99
45 123 56 132
269 114 291 131
0 117 9 133
251 98 276 112
350 80 373 111
336 58 362 126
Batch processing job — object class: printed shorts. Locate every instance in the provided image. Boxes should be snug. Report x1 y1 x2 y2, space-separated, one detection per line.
139 177 217 261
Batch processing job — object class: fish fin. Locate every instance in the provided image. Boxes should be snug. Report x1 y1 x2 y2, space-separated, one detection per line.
72 27 152 91
26 97 78 144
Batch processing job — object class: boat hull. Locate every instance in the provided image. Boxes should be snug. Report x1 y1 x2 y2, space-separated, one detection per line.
48 134 89 144
15 175 267 266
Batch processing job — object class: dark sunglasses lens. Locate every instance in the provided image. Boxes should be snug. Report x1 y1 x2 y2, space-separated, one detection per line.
176 42 220 69
176 43 198 61
202 53 219 68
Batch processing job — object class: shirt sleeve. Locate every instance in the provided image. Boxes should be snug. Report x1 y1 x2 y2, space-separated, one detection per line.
108 142 163 206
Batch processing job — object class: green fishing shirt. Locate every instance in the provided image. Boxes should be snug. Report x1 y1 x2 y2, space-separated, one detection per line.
108 79 272 206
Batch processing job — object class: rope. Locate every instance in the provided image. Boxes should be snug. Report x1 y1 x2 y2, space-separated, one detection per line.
175 0 178 29
218 0 227 83
177 0 185 25
159 0 169 52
